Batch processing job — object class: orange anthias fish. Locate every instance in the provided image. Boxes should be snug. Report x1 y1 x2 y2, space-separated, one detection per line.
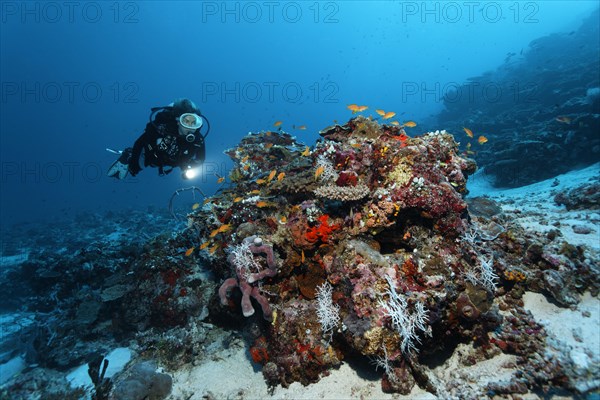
463 127 474 138
185 247 195 256
267 170 277 182
315 165 325 180
256 201 271 208
208 243 220 254
199 242 211 250
390 121 400 126
192 203 200 210
375 109 386 116
356 105 368 112
347 104 359 113
233 196 243 202
301 146 310 156
402 121 417 128
277 172 285 181
216 176 225 184
210 224 232 237
274 121 283 127
383 111 396 120
256 178 267 185
555 116 571 124
478 135 488 144
295 125 307 130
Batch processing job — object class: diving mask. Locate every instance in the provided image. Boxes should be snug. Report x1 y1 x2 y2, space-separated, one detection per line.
178 113 203 142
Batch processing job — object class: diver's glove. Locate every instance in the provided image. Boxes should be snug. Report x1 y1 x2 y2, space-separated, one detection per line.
107 148 132 180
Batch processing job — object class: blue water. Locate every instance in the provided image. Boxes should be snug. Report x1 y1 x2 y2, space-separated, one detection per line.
1 1 598 226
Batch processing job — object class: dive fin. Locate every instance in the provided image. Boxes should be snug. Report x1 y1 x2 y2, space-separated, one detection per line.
107 159 129 179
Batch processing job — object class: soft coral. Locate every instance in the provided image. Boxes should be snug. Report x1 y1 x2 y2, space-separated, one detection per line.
306 215 340 243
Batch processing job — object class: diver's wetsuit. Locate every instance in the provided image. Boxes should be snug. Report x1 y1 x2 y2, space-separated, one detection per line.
128 109 205 176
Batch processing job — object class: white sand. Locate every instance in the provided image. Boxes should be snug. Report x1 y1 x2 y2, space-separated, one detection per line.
468 163 600 250
524 291 600 393
523 291 600 357
169 338 434 400
431 343 518 399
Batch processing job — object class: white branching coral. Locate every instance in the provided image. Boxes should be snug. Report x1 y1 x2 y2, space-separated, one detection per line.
464 254 498 292
379 275 429 354
463 225 480 244
370 346 399 384
315 154 338 182
463 222 506 243
479 254 498 291
229 240 262 280
315 281 340 340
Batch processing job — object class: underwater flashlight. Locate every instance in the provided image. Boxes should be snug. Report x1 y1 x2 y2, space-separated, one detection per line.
183 166 200 180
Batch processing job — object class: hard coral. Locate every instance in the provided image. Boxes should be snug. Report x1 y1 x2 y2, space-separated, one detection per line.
314 184 370 202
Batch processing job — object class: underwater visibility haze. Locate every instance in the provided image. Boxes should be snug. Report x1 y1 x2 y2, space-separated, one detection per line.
0 1 599 399
1 1 599 225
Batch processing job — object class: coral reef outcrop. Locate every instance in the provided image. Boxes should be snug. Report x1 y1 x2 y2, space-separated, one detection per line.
184 116 598 396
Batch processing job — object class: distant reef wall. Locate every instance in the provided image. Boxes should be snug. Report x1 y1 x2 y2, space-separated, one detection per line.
436 8 600 187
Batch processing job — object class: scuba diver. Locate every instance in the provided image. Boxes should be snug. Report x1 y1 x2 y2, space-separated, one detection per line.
107 98 210 180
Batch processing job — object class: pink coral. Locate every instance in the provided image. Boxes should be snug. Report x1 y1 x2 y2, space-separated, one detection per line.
218 236 278 321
